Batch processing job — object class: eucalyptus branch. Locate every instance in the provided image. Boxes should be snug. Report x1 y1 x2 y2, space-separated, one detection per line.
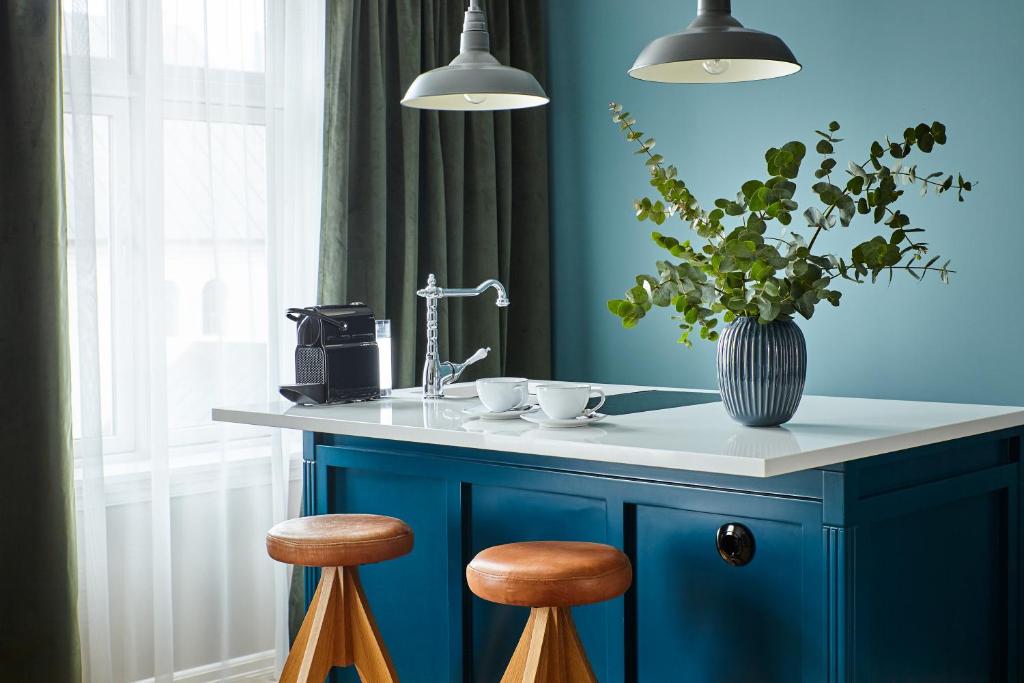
622 119 660 166
606 104 973 343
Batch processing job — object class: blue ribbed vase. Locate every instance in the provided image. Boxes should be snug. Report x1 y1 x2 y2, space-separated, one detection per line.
716 317 807 427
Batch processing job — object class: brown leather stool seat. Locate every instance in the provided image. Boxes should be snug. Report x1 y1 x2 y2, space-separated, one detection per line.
266 513 412 567
466 541 631 607
467 541 632 682
266 514 413 682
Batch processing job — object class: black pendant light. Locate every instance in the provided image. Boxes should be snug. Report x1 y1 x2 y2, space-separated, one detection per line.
629 0 801 84
402 0 548 111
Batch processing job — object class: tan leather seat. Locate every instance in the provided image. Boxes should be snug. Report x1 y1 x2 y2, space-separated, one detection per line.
466 541 632 607
265 514 413 567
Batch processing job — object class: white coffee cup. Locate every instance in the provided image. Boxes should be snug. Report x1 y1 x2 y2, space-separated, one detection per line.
476 377 529 413
535 383 606 420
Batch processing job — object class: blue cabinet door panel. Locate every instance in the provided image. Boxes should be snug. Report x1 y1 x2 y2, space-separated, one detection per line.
327 468 452 683
855 491 1009 682
635 503 808 682
468 485 610 682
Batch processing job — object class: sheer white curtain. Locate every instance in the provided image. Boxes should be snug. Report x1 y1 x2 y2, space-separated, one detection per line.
62 0 325 680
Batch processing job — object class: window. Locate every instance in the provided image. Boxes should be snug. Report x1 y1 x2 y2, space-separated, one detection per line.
62 0 287 461
63 2 323 680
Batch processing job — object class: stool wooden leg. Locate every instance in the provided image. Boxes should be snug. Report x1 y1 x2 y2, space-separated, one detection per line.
343 566 400 682
500 606 597 683
554 608 596 682
280 566 399 683
281 566 341 683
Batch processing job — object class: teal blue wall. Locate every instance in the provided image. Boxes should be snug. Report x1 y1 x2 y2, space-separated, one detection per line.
547 0 1024 405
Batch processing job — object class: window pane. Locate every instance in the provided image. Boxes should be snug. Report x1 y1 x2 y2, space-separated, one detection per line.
163 119 267 241
163 119 269 434
163 0 266 72
164 255 270 432
62 0 112 59
64 114 116 440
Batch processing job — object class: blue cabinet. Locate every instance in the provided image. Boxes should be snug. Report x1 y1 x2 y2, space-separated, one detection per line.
304 429 1022 682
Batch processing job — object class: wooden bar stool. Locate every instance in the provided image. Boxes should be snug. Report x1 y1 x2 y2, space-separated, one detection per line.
466 541 632 682
266 514 413 683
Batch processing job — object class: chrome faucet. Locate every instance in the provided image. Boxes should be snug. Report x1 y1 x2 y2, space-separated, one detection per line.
416 273 509 398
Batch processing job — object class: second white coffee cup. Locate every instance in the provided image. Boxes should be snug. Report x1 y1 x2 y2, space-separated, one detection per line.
476 377 529 413
535 383 606 420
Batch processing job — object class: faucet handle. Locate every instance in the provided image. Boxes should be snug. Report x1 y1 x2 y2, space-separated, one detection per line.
441 346 491 388
463 346 490 367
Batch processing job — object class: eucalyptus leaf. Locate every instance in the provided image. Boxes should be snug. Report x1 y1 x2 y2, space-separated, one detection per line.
839 200 855 227
803 206 823 226
741 180 764 198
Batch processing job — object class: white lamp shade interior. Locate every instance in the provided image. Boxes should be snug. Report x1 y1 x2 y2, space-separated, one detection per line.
630 58 801 84
402 92 548 111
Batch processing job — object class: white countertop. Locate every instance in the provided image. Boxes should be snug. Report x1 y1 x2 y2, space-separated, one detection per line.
212 384 1024 478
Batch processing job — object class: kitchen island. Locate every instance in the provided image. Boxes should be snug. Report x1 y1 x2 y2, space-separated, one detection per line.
214 384 1024 682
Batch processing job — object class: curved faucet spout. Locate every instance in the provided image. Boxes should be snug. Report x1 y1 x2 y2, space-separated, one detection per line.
422 277 510 307
476 279 510 307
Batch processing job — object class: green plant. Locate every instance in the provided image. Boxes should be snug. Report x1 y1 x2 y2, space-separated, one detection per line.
606 103 974 346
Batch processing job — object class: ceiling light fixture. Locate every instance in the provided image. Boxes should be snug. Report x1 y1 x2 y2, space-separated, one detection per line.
629 0 801 84
402 0 549 111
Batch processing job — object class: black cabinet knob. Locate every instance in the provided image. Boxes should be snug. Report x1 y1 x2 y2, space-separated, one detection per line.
716 523 755 566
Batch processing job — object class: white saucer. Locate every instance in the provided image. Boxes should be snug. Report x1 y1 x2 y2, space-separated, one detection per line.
520 412 608 428
444 382 478 399
462 404 540 421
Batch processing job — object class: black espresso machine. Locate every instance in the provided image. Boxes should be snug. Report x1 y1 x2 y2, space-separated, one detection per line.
279 304 380 405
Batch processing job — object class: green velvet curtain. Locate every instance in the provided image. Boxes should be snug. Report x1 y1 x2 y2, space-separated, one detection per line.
319 0 552 387
0 2 80 681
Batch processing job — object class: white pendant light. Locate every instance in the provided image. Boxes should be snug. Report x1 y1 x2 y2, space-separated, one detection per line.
401 0 549 111
630 0 801 84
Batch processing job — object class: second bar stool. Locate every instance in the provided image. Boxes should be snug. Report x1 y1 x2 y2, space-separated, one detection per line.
466 541 632 682
266 513 413 683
